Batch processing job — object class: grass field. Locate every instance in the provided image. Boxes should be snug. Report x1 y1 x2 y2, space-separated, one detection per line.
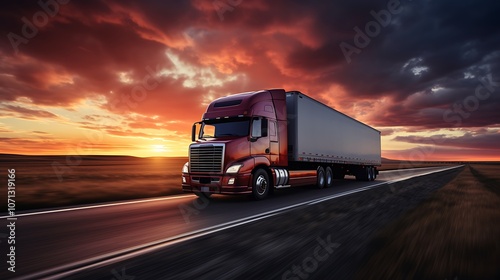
1 155 187 211
357 164 500 279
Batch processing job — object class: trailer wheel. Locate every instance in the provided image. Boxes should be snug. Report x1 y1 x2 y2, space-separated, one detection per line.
316 166 326 189
325 166 334 188
252 169 270 200
355 167 369 181
368 167 374 181
371 167 377 181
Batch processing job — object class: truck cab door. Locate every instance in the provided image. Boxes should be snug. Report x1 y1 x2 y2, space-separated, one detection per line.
250 118 270 159
268 120 279 165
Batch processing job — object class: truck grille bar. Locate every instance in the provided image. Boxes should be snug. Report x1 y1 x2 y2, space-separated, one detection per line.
189 144 224 173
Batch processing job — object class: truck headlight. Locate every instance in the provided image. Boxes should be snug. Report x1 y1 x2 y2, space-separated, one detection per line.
182 162 189 173
226 164 242 174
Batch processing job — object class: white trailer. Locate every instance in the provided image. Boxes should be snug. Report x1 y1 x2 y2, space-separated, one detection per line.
286 91 381 180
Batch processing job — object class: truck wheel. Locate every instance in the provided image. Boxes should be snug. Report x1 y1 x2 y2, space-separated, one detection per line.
325 166 333 188
317 166 326 189
370 167 376 181
368 167 374 181
252 169 270 200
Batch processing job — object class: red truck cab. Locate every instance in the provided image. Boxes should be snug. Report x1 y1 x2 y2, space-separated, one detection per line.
182 89 288 199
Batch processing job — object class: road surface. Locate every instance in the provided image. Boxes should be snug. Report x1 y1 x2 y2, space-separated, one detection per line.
1 165 461 279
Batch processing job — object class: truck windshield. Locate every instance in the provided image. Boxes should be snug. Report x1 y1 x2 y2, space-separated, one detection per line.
201 118 250 138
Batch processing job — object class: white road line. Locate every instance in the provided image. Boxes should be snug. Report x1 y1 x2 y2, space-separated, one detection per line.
15 165 463 280
386 165 464 184
1 165 459 219
0 194 194 219
309 165 463 205
308 181 388 205
16 203 312 280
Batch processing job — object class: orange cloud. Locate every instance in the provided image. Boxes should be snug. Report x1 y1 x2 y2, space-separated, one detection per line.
0 0 499 159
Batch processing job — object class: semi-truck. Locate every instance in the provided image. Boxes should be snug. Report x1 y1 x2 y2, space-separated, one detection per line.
182 89 381 200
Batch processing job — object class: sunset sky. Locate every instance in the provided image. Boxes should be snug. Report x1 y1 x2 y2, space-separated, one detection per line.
1 0 499 160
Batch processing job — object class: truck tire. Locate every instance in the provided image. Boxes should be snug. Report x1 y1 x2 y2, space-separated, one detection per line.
317 166 326 189
252 169 270 200
325 166 334 188
355 167 369 181
369 167 375 181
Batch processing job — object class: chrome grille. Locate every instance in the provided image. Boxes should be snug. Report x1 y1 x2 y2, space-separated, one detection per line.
189 144 224 173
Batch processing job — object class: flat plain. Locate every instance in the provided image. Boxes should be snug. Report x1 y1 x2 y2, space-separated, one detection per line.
0 154 468 211
0 154 187 211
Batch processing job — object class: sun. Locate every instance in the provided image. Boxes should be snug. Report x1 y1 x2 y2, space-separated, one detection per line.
151 145 166 153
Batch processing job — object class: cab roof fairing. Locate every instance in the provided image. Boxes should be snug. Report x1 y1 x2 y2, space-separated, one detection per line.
202 89 286 120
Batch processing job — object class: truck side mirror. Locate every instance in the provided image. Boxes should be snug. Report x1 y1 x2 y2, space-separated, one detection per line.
191 124 196 142
192 122 201 142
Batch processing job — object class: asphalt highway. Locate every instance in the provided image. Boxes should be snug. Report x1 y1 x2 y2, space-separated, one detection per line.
1 165 461 280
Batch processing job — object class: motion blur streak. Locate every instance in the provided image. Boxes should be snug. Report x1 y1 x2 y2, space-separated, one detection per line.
8 166 459 280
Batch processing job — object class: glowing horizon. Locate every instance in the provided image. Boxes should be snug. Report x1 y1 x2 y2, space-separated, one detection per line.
1 1 499 161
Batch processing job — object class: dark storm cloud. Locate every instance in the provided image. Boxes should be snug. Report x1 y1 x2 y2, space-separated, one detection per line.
318 0 500 96
318 0 500 128
1 0 499 156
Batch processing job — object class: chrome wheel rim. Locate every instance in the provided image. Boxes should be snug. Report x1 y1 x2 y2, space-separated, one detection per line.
256 175 267 195
318 169 325 187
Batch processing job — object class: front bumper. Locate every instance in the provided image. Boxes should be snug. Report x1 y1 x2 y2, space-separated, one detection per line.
182 172 252 194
